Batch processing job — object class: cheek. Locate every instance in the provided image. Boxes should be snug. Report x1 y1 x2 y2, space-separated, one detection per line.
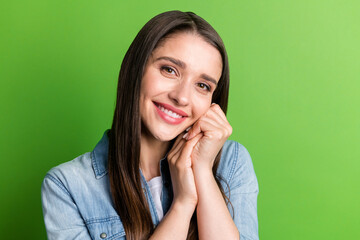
141 72 167 98
192 98 212 119
141 78 156 99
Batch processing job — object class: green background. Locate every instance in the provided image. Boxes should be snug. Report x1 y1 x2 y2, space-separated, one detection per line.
1 0 359 239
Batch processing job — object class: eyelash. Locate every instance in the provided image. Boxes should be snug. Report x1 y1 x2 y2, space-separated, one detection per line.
160 66 177 75
197 83 211 92
160 65 211 92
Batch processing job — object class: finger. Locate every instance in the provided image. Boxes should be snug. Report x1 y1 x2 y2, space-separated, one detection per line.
196 118 227 138
204 110 227 128
170 134 199 168
207 105 232 134
210 103 228 123
178 133 203 167
168 143 185 163
191 117 230 140
185 118 203 141
171 138 186 159
174 132 186 145
186 104 228 141
205 110 232 133
170 142 184 165
168 133 186 160
182 126 192 139
186 116 221 140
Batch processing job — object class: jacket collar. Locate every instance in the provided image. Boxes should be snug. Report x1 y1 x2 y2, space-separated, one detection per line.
91 130 110 179
91 129 170 180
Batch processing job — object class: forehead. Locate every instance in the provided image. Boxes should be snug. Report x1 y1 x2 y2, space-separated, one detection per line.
150 32 223 81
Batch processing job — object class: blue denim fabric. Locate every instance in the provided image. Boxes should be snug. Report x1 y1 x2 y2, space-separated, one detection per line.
41 130 259 240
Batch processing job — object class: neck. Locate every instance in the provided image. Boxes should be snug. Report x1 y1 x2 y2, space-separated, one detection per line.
140 132 170 181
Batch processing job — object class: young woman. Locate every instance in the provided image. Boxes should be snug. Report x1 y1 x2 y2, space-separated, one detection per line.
41 10 259 240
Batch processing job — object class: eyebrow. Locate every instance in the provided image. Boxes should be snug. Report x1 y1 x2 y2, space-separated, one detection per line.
154 56 219 86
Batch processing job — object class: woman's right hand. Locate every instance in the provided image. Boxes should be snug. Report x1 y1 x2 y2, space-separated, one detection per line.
167 132 203 211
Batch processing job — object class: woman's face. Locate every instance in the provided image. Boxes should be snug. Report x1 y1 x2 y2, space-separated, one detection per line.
140 32 223 142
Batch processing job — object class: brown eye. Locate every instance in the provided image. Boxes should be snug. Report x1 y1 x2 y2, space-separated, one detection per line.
198 83 211 91
161 66 176 75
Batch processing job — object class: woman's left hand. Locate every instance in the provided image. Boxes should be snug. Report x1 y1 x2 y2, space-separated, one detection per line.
184 103 232 172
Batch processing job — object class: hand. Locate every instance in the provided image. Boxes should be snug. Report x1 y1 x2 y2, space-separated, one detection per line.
185 103 232 172
167 132 203 210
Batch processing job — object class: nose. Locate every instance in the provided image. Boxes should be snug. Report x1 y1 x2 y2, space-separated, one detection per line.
168 81 190 106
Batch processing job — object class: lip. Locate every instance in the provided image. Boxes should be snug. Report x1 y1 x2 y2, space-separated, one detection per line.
153 101 188 125
153 102 188 117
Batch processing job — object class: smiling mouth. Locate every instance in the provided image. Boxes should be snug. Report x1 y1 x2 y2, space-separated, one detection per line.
154 102 187 119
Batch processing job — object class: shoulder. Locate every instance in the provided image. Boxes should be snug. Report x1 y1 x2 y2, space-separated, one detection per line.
41 152 125 239
43 130 110 186
44 152 93 181
218 140 252 178
217 140 258 193
47 152 93 174
41 130 111 203
41 152 98 197
40 131 125 239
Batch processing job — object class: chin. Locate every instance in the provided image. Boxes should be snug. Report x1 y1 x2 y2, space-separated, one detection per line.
151 124 184 141
154 131 179 142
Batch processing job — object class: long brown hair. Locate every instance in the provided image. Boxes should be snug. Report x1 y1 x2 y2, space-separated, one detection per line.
108 10 230 240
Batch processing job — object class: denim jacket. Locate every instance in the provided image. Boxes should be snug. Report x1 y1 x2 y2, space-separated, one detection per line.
41 130 259 240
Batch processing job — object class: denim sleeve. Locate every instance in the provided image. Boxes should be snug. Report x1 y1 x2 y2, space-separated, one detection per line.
227 142 259 240
41 174 92 240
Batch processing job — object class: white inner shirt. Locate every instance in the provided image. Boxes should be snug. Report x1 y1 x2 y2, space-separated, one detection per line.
147 176 164 221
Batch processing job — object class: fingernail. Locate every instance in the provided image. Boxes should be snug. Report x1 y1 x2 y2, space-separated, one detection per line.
186 159 192 167
211 103 216 105
183 132 188 139
185 126 191 132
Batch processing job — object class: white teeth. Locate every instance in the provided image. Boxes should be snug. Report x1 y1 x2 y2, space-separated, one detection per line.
157 104 182 119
